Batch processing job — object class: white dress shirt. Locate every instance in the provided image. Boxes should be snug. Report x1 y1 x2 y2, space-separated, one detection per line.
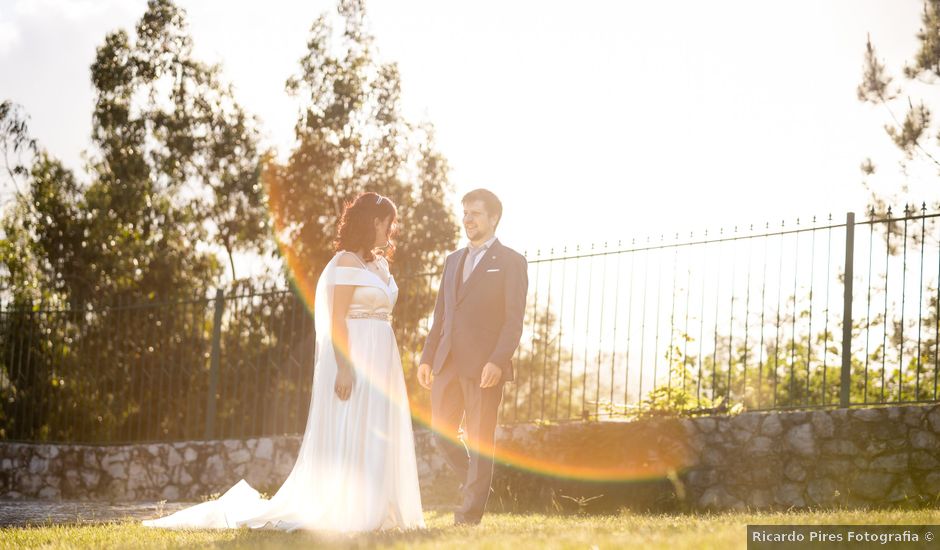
462 235 497 282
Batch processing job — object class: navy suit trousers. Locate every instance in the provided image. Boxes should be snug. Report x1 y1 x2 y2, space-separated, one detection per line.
430 359 503 523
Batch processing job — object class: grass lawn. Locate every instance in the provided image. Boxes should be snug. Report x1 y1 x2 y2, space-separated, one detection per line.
3 508 940 549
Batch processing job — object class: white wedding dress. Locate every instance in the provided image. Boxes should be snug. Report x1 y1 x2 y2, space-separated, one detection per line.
142 252 425 532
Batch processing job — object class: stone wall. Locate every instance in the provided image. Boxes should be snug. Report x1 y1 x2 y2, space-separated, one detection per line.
2 404 940 512
680 405 940 510
0 430 450 503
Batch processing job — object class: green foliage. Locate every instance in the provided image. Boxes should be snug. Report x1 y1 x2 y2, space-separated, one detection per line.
505 300 575 421
528 283 940 423
208 282 317 440
267 0 458 281
2 0 267 308
908 1 940 79
0 0 271 441
86 0 268 287
858 35 895 104
0 100 37 195
858 3 940 209
0 0 458 442
265 0 458 394
660 293 940 413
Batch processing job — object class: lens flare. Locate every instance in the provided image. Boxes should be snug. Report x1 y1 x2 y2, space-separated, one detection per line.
266 163 688 485
407 398 694 482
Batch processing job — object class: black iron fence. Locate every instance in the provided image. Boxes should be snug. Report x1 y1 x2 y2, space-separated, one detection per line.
0 285 316 443
499 206 940 422
3 207 940 443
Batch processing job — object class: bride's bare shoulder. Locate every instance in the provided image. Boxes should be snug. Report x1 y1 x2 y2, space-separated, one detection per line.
336 251 362 268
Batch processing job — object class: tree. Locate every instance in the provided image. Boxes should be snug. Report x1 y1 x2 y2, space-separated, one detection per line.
1 0 270 307
858 2 940 215
264 0 460 388
87 0 269 288
0 0 276 442
0 0 459 441
0 101 39 302
0 101 37 208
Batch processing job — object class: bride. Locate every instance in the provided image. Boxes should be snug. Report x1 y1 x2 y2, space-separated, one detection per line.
143 192 425 532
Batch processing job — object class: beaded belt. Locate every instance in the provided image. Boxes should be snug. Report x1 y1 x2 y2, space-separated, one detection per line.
347 312 392 322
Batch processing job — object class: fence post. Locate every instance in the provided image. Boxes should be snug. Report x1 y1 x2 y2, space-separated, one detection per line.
205 288 225 440
840 212 855 408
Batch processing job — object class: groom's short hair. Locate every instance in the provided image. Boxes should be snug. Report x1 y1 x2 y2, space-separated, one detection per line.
462 188 503 227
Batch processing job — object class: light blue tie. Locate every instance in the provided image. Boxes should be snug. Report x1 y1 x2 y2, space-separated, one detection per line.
462 246 484 283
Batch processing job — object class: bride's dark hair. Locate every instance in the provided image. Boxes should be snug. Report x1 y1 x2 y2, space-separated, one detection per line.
333 192 398 262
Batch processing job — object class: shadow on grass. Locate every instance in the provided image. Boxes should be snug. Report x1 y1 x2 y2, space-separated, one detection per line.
149 510 458 549
214 528 448 548
3 512 464 550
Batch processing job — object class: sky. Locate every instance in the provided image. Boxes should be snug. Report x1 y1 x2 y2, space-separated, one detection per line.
0 0 934 274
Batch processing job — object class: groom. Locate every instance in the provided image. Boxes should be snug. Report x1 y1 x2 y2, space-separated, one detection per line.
417 188 528 526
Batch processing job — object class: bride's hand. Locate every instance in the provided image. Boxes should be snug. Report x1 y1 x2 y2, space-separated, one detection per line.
334 366 355 401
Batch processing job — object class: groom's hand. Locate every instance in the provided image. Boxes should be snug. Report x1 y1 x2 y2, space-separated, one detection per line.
417 363 433 390
480 362 502 388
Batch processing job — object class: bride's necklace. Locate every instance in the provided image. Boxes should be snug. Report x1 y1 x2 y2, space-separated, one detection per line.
352 251 374 266
354 250 388 280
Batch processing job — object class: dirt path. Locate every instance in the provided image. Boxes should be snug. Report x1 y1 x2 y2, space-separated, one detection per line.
0 500 192 527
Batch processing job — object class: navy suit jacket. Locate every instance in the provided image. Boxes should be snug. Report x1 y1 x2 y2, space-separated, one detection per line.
420 239 528 382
